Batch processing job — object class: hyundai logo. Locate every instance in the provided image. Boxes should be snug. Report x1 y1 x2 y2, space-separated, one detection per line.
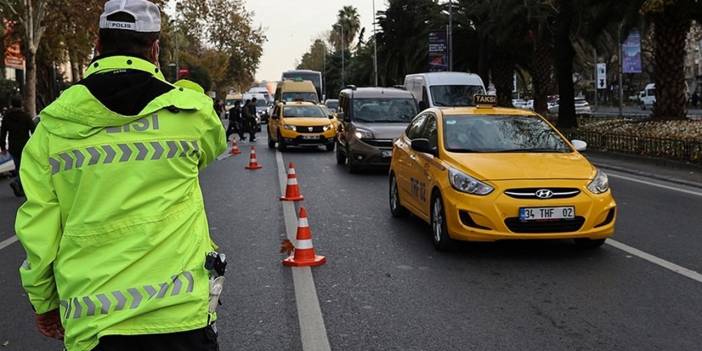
535 189 554 199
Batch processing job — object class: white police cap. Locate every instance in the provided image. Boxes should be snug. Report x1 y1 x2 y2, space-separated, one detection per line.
99 0 161 33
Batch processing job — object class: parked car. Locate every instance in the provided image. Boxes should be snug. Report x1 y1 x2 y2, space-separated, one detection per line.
549 97 592 115
640 83 656 110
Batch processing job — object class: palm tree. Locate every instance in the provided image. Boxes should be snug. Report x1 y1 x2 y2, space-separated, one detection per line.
641 0 702 120
330 6 361 53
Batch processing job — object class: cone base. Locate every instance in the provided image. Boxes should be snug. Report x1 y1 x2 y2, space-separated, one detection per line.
282 255 326 267
245 165 263 170
280 195 304 202
231 151 241 155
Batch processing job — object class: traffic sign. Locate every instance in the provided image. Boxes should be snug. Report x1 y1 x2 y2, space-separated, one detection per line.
597 63 607 89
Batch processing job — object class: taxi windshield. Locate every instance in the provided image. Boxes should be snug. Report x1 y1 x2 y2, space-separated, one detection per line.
443 115 571 153
430 85 485 107
283 106 326 118
352 98 418 123
282 92 319 103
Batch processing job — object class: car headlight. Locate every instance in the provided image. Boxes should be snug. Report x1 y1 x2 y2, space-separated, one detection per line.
448 167 494 196
283 125 297 131
587 169 609 194
354 128 374 140
323 125 333 132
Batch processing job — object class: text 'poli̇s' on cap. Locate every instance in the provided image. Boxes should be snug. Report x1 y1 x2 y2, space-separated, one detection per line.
99 0 161 33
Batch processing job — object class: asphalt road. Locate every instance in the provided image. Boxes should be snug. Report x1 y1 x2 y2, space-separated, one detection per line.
1 129 701 350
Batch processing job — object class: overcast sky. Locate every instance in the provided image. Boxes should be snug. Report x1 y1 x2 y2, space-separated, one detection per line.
244 0 387 82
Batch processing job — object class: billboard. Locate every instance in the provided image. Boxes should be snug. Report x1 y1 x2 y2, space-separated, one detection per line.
622 30 642 74
428 31 448 72
3 20 25 70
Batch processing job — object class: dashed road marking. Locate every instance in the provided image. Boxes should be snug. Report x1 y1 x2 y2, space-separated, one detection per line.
608 172 702 197
0 235 18 251
607 239 702 284
276 151 332 351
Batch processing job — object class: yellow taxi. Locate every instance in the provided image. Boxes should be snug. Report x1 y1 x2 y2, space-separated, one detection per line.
268 101 337 151
389 96 616 251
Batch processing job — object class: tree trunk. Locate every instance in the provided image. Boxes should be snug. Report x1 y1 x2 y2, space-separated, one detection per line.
24 49 37 117
555 0 577 129
531 40 554 115
651 10 691 120
69 48 81 83
492 56 514 107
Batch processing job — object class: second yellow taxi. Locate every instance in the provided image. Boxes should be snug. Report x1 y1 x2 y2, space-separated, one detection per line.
268 101 338 151
389 96 616 251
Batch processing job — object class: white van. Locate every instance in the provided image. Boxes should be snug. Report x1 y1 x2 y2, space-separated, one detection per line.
404 72 486 110
640 83 656 110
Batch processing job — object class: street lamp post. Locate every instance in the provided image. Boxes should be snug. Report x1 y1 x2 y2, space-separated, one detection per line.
448 0 453 71
618 22 624 117
341 25 345 87
373 0 378 86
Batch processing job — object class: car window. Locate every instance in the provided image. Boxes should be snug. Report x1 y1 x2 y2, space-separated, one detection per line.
420 115 438 149
406 114 428 139
283 106 326 118
351 98 417 123
429 85 485 107
282 92 319 103
442 115 571 153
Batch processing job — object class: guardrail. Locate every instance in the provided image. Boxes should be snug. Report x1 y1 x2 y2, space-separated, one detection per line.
563 130 702 164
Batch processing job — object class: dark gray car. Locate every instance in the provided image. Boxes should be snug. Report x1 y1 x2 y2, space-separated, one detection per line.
335 87 418 172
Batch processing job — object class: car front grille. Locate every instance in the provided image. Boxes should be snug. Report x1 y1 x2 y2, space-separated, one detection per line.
363 139 394 148
296 126 326 133
504 217 586 233
504 188 581 199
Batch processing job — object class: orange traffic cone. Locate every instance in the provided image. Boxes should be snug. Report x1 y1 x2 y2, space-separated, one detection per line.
280 162 304 202
230 139 241 155
245 147 262 170
283 208 326 267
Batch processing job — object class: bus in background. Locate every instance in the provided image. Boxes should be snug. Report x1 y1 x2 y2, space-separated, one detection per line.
282 70 324 101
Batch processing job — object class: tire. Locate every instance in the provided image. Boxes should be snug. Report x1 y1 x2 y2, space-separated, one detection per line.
389 173 408 218
574 238 606 249
336 142 346 165
431 193 455 251
345 148 360 173
277 132 287 151
268 137 275 149
325 143 335 152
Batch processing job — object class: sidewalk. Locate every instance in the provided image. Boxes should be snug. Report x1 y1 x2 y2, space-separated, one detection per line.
585 151 702 188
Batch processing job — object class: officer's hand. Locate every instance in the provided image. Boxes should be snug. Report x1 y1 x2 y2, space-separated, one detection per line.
35 309 64 340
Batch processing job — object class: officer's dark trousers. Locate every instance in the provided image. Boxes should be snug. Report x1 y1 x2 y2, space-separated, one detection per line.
92 326 219 351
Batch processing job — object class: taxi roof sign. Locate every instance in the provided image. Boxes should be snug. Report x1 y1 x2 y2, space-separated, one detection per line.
474 95 497 107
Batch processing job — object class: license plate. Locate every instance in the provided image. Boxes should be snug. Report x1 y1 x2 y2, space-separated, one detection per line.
519 207 575 221
302 135 320 140
381 150 393 158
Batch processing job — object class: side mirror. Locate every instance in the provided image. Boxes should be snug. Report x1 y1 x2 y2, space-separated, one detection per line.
411 138 438 156
571 139 587 152
418 101 428 111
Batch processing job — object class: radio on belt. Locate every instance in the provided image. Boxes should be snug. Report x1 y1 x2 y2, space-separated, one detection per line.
205 252 227 277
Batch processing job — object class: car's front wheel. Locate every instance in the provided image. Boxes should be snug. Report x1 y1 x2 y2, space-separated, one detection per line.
431 193 455 251
389 173 408 218
277 132 287 151
335 142 346 165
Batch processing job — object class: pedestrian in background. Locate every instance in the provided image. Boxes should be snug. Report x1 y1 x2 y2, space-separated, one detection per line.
15 0 226 350
0 96 35 197
243 98 257 142
226 100 244 141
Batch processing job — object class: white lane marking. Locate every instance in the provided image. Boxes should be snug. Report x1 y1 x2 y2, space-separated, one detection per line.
608 173 702 197
276 151 332 351
607 239 702 284
0 235 19 251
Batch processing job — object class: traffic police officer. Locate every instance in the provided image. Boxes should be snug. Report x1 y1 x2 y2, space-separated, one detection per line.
15 1 227 350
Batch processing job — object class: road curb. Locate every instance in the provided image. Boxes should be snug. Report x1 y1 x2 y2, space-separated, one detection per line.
594 161 702 190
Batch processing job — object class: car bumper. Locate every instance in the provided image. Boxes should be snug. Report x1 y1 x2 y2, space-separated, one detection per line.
346 138 394 167
280 129 337 146
442 180 616 242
